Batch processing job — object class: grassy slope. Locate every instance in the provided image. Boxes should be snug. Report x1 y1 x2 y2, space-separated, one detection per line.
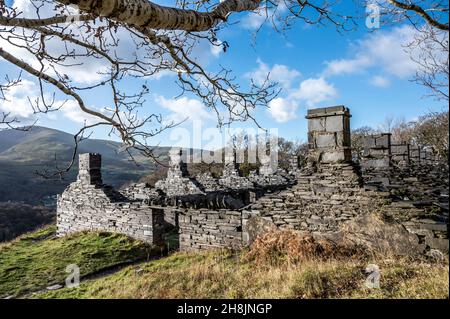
0 226 159 298
40 250 448 299
1 227 447 299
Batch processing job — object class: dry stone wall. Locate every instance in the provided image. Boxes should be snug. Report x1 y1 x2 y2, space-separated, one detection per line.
57 182 165 244
243 162 388 243
358 135 449 253
178 209 243 251
391 143 410 166
57 154 165 245
306 106 352 163
56 106 449 255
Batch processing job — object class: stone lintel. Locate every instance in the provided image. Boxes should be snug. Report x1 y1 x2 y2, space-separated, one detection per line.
305 105 351 119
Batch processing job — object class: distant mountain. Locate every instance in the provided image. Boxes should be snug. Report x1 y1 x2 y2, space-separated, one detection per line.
0 126 170 204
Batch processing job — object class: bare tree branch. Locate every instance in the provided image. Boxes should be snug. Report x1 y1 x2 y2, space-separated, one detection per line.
56 0 261 31
387 0 449 31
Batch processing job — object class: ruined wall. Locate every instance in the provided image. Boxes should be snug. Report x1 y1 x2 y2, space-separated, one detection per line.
391 143 410 166
57 154 164 245
243 162 388 238
240 108 389 242
155 148 204 196
57 183 165 244
410 145 421 163
361 133 393 187
178 209 243 251
56 106 449 254
306 106 352 163
218 149 254 189
358 138 449 252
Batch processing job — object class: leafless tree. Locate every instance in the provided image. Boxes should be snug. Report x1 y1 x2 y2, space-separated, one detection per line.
379 115 397 133
0 0 283 177
406 25 449 101
391 118 416 143
413 110 449 159
390 110 449 159
372 0 449 101
376 0 448 31
277 136 307 169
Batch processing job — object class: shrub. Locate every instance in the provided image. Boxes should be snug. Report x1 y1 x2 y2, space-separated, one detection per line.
243 230 364 266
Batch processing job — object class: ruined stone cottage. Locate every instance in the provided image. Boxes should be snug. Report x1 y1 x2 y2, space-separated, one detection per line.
57 106 449 253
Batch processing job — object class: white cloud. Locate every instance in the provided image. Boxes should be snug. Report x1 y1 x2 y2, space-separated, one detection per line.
370 75 391 88
0 79 37 121
245 62 337 122
60 100 100 125
0 1 112 84
155 95 215 125
0 78 102 125
210 44 223 58
241 12 267 30
245 59 301 89
323 56 372 77
323 25 419 79
267 97 299 123
290 77 338 107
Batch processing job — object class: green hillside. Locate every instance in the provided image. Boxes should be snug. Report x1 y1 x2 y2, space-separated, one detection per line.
0 227 447 299
0 226 160 298
0 126 169 204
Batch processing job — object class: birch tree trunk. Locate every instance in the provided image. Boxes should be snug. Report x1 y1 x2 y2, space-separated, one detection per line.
57 0 261 31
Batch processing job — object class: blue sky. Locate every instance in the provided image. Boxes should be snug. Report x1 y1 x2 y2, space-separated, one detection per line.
0 0 447 150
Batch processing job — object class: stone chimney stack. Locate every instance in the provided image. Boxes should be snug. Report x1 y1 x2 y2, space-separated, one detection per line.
78 153 102 185
289 155 299 169
305 106 352 163
410 145 421 163
362 133 392 168
391 143 410 166
167 148 189 178
223 148 240 177
259 155 277 176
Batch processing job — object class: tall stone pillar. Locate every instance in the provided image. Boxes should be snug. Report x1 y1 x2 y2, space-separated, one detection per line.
305 106 352 163
259 156 277 176
78 153 102 185
391 143 410 166
223 148 240 177
289 155 300 172
360 134 392 186
362 133 392 168
410 145 421 164
167 148 189 179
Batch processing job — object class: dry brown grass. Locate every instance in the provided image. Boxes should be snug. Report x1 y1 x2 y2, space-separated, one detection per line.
37 230 449 299
243 230 365 266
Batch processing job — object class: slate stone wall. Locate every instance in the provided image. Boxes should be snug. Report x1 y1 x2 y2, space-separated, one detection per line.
56 105 448 254
243 162 388 239
57 182 164 245
391 143 410 166
306 106 352 163
57 154 164 245
178 209 243 251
